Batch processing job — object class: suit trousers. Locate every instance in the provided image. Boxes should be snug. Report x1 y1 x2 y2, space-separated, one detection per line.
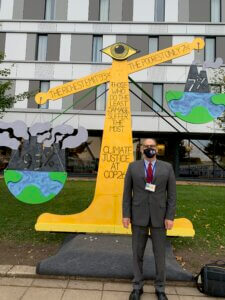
131 223 166 293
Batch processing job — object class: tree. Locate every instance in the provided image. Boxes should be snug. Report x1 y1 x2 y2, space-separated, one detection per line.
0 52 30 118
205 68 225 165
204 138 225 165
210 67 225 130
179 140 192 161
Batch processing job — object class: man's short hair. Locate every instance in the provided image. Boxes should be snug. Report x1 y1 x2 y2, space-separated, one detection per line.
142 138 157 146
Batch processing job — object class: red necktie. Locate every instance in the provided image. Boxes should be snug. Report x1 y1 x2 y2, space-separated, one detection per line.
146 163 153 183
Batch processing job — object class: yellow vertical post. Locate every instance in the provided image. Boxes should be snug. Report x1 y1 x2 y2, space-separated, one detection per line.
94 59 133 231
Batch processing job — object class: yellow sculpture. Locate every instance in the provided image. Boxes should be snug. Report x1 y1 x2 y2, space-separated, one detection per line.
35 39 204 237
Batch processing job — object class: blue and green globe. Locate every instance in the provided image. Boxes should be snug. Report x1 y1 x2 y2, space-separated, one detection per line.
4 170 67 204
166 91 225 124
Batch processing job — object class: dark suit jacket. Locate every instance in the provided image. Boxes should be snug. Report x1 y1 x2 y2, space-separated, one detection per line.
122 159 176 227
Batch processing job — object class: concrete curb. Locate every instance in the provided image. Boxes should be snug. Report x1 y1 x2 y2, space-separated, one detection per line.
0 265 196 287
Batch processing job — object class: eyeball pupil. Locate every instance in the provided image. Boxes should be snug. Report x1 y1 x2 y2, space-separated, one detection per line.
115 45 125 54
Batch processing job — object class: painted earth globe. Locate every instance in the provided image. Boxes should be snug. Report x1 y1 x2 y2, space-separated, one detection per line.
4 170 67 204
166 91 225 124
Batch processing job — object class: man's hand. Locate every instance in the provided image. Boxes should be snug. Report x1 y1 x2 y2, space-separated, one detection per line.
165 219 174 230
122 218 130 228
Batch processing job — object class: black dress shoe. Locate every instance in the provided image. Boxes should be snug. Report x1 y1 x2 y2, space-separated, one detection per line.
155 291 168 300
129 288 143 300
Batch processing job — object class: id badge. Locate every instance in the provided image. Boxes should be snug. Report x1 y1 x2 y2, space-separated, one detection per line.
145 183 156 192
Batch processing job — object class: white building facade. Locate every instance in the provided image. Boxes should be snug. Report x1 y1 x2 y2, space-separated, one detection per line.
0 0 225 179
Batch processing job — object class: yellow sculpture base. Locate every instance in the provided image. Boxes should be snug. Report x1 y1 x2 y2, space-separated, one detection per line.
35 216 194 237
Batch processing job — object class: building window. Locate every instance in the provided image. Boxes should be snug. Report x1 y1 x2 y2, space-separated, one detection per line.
210 84 222 93
153 84 163 112
205 38 216 62
96 84 107 110
100 0 109 21
39 81 50 109
211 0 221 22
149 37 159 54
45 0 56 20
179 139 225 179
36 35 48 61
155 0 165 22
92 36 103 62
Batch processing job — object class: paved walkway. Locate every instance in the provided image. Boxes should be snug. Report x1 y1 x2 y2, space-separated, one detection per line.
0 265 217 299
0 275 218 299
0 276 218 300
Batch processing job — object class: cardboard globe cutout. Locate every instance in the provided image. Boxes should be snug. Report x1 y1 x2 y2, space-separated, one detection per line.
0 121 88 204
166 58 225 124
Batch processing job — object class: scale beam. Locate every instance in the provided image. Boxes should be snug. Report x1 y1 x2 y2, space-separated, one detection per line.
35 38 204 105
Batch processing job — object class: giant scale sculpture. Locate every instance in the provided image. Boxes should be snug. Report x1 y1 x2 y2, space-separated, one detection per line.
2 37 225 237
32 38 207 236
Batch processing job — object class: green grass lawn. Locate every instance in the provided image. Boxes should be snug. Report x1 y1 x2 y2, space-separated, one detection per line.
0 179 224 255
0 179 95 244
173 184 225 254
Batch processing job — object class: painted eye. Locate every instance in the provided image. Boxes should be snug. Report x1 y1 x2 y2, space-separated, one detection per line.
101 42 138 60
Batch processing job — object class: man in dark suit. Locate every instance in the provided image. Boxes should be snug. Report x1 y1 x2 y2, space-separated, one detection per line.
122 138 176 300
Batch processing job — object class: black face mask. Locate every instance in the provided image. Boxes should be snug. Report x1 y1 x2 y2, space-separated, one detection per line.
143 148 156 159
